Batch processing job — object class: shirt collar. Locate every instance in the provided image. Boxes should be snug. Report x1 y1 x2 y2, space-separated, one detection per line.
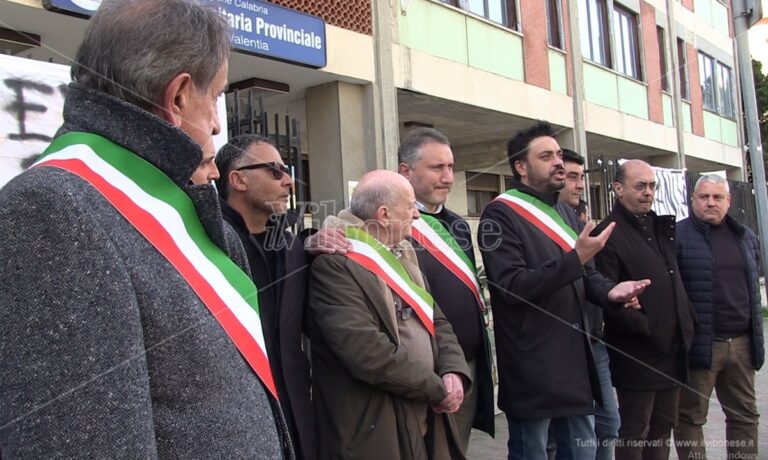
416 201 443 214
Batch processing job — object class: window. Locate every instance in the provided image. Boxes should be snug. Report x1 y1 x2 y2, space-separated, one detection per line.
547 0 563 50
698 52 717 111
441 0 518 29
716 62 735 118
612 5 642 79
677 39 690 100
657 27 669 92
466 172 500 217
698 52 735 118
580 0 612 67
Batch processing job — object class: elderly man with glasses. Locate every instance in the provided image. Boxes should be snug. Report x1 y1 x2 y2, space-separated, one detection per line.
593 159 696 460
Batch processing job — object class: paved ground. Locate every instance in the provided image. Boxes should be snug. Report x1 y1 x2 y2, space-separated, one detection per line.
468 324 768 459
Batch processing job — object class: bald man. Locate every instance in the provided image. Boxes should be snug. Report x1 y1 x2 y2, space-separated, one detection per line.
593 160 695 460
308 170 470 459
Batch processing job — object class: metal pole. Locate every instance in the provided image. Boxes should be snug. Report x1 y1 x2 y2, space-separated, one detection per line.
666 0 686 170
566 0 591 210
733 0 768 300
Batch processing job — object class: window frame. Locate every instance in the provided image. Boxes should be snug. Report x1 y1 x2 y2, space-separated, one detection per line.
465 172 501 217
697 51 735 119
677 38 690 101
440 0 518 30
698 51 717 112
611 4 642 80
580 0 613 68
716 61 735 118
546 0 564 50
657 26 670 92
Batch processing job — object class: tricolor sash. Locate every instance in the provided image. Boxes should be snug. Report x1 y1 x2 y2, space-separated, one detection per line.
494 189 578 252
34 132 277 399
411 215 486 311
344 227 435 336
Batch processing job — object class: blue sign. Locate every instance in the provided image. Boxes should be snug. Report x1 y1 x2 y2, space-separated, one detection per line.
43 0 327 68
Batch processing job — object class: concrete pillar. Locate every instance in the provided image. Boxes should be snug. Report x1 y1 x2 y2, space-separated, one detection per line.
306 81 377 221
371 0 400 170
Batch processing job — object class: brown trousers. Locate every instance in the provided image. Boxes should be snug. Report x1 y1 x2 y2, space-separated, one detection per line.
674 335 759 460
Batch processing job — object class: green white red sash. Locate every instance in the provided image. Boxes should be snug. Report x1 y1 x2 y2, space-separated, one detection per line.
344 227 435 336
411 215 486 311
33 132 277 399
494 189 577 252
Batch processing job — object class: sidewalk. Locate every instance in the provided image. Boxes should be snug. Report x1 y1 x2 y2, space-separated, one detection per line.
468 324 768 459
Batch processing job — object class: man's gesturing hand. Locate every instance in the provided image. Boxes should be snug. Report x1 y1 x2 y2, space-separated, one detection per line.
574 221 615 264
432 373 464 414
607 279 651 308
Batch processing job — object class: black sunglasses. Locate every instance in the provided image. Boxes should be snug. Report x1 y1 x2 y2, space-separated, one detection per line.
235 162 291 180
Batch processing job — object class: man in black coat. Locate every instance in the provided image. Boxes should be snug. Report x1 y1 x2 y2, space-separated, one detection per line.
674 174 763 460
593 159 695 460
215 135 339 460
478 121 649 460
398 128 495 452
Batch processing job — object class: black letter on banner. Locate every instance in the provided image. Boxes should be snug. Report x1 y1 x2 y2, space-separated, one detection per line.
4 78 54 142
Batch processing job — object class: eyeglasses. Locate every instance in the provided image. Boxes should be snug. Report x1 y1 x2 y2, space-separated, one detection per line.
630 181 657 192
235 162 291 180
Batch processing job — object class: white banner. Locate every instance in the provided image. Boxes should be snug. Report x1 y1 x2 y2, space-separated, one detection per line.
652 166 688 222
0 54 228 190
0 54 69 189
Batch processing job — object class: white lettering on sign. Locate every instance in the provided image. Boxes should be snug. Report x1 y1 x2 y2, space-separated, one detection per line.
218 7 254 32
254 17 323 49
234 0 269 14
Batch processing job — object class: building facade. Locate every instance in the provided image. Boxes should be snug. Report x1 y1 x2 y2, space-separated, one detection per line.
0 0 748 220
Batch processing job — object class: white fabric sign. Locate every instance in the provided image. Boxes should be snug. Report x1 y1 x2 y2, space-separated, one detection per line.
652 166 689 222
0 54 228 190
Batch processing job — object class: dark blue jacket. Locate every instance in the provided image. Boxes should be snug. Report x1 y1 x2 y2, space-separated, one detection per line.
676 214 764 370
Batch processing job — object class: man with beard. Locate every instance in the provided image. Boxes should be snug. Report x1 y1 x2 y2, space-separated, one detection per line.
555 149 620 460
478 121 649 459
593 160 695 460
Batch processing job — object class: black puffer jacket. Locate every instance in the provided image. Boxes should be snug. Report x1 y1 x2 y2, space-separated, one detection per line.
676 214 764 370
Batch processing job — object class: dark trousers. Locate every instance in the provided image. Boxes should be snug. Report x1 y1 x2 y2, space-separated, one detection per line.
615 386 680 460
674 335 759 460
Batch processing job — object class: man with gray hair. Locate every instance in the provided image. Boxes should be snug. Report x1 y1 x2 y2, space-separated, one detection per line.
398 128 495 451
0 0 288 457
674 174 763 460
309 170 470 459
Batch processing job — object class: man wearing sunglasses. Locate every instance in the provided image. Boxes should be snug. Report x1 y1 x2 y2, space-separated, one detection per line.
215 134 318 459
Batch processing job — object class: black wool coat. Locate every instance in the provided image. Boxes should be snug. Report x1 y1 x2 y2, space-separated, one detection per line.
478 181 615 419
410 207 495 436
221 203 317 460
593 201 696 390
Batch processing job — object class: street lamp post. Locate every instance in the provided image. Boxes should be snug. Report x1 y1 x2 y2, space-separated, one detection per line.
733 0 768 301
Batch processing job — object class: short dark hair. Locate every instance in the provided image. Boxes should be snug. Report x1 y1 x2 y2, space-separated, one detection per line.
562 149 585 166
507 121 557 180
215 134 276 199
397 127 450 168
